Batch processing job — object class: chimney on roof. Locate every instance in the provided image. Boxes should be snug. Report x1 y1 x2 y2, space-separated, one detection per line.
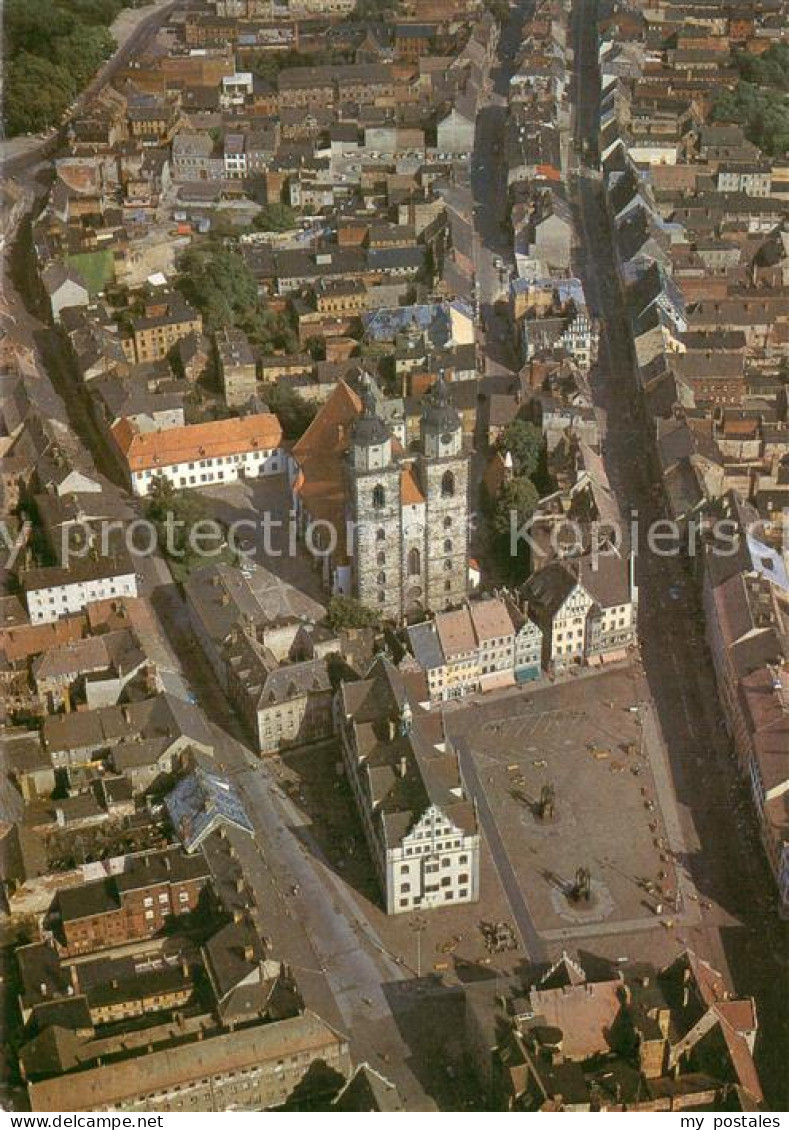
164 854 171 872
233 908 244 924
243 944 255 962
398 754 408 778
70 964 80 993
235 876 245 894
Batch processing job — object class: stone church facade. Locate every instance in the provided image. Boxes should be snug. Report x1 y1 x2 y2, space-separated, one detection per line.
349 377 469 621
290 375 469 623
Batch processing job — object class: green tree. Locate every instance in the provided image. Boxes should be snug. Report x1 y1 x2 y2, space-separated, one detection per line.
2 0 119 136
353 0 396 18
254 203 298 232
3 53 76 134
145 475 176 520
712 81 789 157
495 418 545 479
484 0 510 22
736 42 789 91
326 595 382 631
263 382 316 440
53 25 115 86
4 0 75 58
177 245 259 333
490 476 539 581
490 476 539 540
69 0 126 25
244 307 298 354
145 478 221 573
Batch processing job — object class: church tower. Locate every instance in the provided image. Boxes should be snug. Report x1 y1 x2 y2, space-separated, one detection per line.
419 375 469 611
348 389 404 620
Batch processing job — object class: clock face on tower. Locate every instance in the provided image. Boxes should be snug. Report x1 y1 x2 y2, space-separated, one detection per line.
441 433 452 445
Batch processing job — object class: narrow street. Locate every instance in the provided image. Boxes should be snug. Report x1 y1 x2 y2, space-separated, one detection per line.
470 1 529 379
570 0 787 1106
146 572 438 1109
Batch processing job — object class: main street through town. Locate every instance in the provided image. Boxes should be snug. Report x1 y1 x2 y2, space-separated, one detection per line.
470 0 528 380
571 0 787 1105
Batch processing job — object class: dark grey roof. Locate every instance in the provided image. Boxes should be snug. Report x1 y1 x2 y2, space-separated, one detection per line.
351 388 390 447
421 373 460 434
407 621 444 670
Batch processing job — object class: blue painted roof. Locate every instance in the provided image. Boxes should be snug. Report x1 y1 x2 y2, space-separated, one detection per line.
165 763 253 852
747 534 789 592
362 302 451 346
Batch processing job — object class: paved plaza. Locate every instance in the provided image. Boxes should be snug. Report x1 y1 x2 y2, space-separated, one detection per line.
445 666 700 958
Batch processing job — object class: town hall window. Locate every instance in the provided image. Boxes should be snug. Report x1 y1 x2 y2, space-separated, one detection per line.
372 484 386 509
376 528 386 541
407 547 421 576
444 539 452 553
441 470 455 497
377 551 386 565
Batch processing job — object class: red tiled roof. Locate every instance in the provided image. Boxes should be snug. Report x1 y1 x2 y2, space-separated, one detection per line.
112 414 283 473
292 380 363 562
401 465 425 506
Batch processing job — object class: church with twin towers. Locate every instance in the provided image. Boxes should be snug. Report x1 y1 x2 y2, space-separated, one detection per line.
291 374 470 622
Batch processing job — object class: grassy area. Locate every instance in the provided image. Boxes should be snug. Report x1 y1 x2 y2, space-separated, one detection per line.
167 544 239 585
65 248 115 296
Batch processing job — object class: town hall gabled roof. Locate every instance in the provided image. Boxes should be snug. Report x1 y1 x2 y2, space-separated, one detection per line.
339 657 476 849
